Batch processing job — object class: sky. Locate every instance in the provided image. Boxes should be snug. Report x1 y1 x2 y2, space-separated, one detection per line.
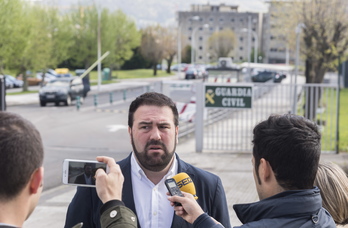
32 0 269 27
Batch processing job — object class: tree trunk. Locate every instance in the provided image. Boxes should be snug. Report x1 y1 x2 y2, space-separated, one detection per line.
21 66 28 92
153 64 157 76
166 57 173 74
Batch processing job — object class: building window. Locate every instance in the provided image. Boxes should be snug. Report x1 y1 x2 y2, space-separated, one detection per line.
189 37 191 41
231 27 235 31
199 36 203 41
270 36 275 40
199 27 203 31
219 18 224 22
210 27 214 31
231 57 234 60
231 18 235 22
252 28 256 31
240 47 243 50
199 46 202 50
240 56 243 60
219 27 223 30
240 18 243 22
188 27 192 31
240 37 243 41
210 18 214 22
199 56 202 59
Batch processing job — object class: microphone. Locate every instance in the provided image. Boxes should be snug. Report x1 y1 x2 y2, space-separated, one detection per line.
173 172 198 200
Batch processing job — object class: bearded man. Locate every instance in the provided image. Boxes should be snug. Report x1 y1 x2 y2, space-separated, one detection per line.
65 92 231 228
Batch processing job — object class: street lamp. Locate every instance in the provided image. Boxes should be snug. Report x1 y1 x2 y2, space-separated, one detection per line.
292 23 305 114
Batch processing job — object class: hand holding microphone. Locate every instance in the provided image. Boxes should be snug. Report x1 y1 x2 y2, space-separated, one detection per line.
172 172 198 200
167 173 203 224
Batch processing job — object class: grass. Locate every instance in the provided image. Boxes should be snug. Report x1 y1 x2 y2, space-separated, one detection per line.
339 89 348 152
89 69 174 81
297 88 348 152
7 90 38 95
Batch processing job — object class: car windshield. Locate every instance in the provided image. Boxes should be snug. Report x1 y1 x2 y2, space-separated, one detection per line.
46 80 70 87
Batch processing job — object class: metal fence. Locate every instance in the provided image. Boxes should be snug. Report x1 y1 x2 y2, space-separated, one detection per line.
195 82 339 153
162 80 339 154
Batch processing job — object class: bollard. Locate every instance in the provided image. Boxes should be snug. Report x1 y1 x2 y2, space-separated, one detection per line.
94 94 98 107
123 90 127 101
109 92 113 104
76 96 81 111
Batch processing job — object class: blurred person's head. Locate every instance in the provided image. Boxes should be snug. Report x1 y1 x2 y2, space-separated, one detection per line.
252 114 321 200
0 112 44 226
314 162 348 226
128 92 179 172
83 164 93 177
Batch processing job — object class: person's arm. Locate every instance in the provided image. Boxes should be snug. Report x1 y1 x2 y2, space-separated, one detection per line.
95 156 137 228
168 192 224 228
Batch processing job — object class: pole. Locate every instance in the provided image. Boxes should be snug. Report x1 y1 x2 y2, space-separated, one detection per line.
247 15 251 77
292 24 301 114
251 31 258 63
191 28 197 64
0 75 5 111
97 7 101 92
335 57 341 154
177 23 181 73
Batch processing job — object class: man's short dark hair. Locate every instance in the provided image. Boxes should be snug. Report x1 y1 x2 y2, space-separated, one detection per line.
128 92 179 128
252 114 321 190
0 112 44 201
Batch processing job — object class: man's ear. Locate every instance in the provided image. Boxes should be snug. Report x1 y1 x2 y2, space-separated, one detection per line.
175 126 179 144
29 167 44 194
259 158 272 183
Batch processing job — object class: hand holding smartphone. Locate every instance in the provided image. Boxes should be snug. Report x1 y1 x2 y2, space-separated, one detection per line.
165 178 184 206
62 159 109 187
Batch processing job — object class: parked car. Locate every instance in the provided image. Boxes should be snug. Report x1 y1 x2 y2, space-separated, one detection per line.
185 67 198 80
5 75 23 88
273 73 287 83
251 71 276 82
39 77 84 107
195 66 208 79
4 77 14 89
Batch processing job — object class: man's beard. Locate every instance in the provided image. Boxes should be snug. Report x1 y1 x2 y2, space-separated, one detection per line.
131 135 176 172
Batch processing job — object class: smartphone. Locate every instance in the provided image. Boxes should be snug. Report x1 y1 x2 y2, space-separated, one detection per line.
165 178 184 206
62 159 108 187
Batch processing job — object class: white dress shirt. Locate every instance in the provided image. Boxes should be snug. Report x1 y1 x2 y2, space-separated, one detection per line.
131 152 178 228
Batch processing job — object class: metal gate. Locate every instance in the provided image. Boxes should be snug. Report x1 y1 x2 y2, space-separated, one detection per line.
194 82 339 153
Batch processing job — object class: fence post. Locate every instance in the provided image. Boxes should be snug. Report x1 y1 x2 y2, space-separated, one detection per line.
0 76 5 111
109 92 113 104
94 94 98 107
195 81 204 153
123 90 127 101
76 96 81 111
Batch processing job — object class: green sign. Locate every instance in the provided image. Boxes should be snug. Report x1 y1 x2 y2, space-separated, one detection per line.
205 85 253 109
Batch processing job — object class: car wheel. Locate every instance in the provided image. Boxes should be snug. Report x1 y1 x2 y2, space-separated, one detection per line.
55 101 60 106
64 95 71 106
40 100 46 107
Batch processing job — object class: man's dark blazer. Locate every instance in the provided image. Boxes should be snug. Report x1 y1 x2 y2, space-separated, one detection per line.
64 153 231 228
74 173 95 185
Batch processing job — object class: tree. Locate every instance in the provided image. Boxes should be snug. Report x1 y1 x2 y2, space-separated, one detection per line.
102 10 140 78
162 26 177 74
181 45 192 64
208 29 235 59
140 25 165 76
271 0 348 120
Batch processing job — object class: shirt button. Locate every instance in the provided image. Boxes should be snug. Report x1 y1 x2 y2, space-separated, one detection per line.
153 211 157 216
110 210 117 218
